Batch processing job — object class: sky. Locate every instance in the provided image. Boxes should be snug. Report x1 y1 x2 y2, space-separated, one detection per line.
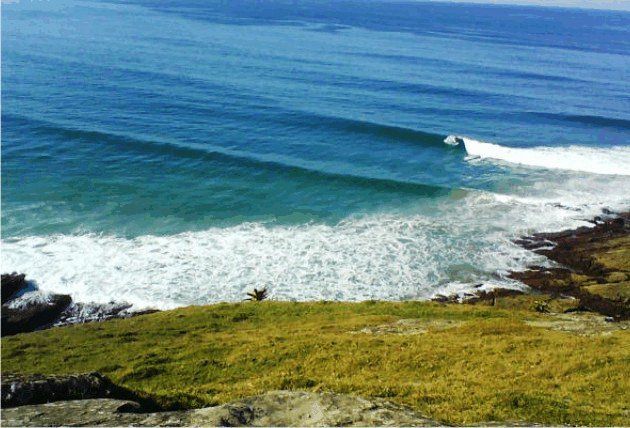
427 0 630 11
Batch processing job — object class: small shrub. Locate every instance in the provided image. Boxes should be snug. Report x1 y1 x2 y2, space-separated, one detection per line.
534 300 549 313
245 287 268 301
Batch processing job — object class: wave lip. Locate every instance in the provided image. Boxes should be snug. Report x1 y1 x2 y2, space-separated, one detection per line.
445 135 630 176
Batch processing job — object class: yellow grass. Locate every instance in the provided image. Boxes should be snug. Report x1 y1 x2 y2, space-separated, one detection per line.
2 300 629 425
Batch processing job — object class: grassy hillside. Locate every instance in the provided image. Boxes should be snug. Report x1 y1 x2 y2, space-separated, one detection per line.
2 300 629 426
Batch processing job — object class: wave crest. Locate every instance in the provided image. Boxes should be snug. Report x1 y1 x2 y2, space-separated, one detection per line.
445 135 630 176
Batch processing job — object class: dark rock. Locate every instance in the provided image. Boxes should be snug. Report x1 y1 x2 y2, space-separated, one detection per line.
431 294 459 303
54 301 133 326
1 294 72 336
432 288 525 305
510 212 630 321
1 372 160 411
54 302 160 327
2 372 111 407
464 288 525 304
1 273 160 333
1 273 27 304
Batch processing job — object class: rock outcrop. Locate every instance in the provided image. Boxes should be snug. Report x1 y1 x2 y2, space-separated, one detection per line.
0 273 158 336
1 294 72 337
1 399 174 427
190 390 441 427
1 273 27 304
510 211 629 320
1 391 441 427
1 373 159 410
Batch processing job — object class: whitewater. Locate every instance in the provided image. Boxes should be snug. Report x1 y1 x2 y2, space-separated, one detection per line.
445 136 630 176
3 157 629 310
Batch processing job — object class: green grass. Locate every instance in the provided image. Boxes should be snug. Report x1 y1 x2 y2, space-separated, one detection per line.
2 300 629 426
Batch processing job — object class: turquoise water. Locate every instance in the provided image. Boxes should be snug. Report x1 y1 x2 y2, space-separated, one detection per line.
2 0 629 308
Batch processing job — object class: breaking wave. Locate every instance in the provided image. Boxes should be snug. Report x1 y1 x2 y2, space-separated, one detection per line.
444 135 630 176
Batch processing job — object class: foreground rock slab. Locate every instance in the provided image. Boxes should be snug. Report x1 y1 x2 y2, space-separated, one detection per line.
1 373 159 410
1 391 441 427
190 390 442 427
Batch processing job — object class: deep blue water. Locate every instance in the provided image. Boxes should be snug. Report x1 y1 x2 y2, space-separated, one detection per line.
2 0 629 307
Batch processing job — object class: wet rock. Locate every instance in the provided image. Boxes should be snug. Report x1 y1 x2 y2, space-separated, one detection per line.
510 211 630 320
1 294 72 336
1 273 27 304
55 301 134 326
1 273 159 334
431 294 459 303
432 287 525 305
463 288 525 304
54 301 160 327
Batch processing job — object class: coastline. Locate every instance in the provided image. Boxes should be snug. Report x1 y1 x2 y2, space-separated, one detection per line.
437 211 629 320
510 211 629 320
4 0 629 426
1 210 629 426
3 210 628 337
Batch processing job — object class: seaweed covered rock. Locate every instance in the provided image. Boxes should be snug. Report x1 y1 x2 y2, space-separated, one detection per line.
511 212 630 320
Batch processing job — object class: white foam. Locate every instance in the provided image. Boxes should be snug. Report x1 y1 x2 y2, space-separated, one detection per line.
445 135 630 176
4 145 630 309
0 197 532 309
4 180 628 310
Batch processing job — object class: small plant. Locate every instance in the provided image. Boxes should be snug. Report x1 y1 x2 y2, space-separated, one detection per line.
534 300 550 313
245 287 268 301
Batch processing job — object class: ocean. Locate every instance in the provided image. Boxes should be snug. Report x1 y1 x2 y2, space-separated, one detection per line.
2 0 629 309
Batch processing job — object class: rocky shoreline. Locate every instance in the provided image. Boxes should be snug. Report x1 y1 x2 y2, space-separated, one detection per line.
434 211 629 321
1 210 628 426
3 211 628 337
510 211 629 320
1 273 158 337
